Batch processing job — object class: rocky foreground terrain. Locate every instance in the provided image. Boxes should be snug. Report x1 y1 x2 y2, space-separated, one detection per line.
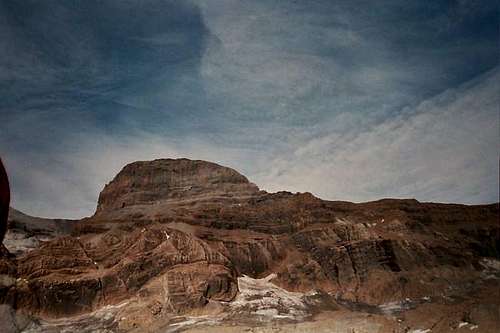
0 158 499 332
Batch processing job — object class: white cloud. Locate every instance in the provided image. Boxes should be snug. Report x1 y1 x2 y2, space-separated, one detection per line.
253 67 499 204
1 1 498 218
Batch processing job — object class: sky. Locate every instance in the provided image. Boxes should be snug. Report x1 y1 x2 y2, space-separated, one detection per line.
0 0 498 218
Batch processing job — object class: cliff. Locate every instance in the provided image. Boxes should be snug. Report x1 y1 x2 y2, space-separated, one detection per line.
0 158 498 332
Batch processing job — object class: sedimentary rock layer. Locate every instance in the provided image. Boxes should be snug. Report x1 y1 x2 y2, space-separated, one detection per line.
0 159 498 330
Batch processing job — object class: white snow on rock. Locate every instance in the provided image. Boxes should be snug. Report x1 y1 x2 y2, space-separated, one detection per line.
229 273 309 320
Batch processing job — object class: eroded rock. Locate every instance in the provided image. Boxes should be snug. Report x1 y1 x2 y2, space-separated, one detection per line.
0 158 497 332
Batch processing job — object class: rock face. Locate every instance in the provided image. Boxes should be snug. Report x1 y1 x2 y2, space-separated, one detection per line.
95 159 259 219
0 158 499 332
3 209 73 256
0 158 9 244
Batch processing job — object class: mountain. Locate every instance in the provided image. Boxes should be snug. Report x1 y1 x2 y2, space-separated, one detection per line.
0 158 498 333
3 208 74 256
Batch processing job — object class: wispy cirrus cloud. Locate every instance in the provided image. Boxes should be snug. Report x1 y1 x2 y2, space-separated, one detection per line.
254 68 499 204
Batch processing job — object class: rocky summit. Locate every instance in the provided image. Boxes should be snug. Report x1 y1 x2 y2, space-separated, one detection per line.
95 159 259 218
0 158 499 333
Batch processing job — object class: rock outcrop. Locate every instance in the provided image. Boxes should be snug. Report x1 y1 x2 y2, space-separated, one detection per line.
0 158 498 332
95 159 259 219
3 208 73 256
0 158 9 244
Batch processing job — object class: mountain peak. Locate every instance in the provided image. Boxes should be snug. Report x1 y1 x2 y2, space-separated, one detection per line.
95 158 259 216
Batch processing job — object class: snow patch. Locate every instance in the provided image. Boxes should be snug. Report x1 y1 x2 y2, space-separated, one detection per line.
480 258 500 271
229 274 309 320
378 299 414 315
458 322 479 330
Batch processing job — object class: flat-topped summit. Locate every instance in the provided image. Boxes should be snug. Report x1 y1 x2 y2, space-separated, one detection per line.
95 158 259 216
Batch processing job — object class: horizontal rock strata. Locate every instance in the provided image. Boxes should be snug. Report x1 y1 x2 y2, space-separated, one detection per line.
0 158 497 327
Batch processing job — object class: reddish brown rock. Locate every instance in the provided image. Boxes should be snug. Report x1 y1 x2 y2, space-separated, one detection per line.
0 158 498 329
9 224 239 317
95 158 259 220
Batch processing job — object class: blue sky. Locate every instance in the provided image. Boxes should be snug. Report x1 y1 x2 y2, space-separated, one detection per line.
0 0 498 218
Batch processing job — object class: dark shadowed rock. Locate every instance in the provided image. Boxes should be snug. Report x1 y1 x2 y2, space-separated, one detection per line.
0 159 10 244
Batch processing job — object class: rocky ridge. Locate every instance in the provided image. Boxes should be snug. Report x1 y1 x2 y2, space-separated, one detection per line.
0 158 499 332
